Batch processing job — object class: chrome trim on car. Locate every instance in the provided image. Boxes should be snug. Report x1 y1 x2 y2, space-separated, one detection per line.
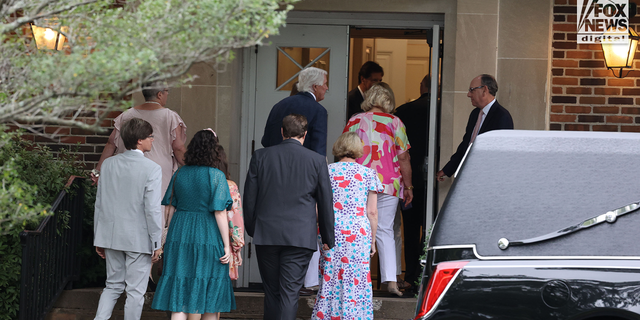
497 201 640 250
465 264 640 269
453 143 472 179
430 244 640 260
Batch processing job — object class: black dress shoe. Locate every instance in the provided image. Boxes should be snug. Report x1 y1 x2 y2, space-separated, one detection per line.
147 278 157 292
299 288 316 296
404 284 418 295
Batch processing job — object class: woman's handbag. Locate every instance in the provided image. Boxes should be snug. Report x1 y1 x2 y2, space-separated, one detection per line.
161 169 179 245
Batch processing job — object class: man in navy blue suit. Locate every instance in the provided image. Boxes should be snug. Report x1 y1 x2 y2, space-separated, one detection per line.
261 67 328 156
437 74 514 180
246 114 334 320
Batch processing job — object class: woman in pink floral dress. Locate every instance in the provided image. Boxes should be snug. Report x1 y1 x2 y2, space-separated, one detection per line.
312 132 383 320
342 82 413 296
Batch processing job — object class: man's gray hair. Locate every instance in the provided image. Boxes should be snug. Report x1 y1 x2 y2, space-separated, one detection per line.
297 67 327 93
480 74 498 96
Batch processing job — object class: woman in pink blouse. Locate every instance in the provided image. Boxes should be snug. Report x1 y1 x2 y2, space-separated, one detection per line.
343 82 413 296
93 82 187 197
92 82 187 286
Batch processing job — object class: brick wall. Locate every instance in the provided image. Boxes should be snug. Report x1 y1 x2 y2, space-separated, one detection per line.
552 0 640 132
15 111 122 170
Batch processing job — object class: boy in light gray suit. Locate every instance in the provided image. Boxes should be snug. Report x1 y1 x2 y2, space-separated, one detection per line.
93 118 163 320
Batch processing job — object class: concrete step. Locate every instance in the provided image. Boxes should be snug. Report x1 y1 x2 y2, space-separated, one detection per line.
46 288 417 320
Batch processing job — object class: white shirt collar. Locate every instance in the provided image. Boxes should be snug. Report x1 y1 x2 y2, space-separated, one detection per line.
131 149 144 155
357 85 365 99
478 98 496 129
308 91 317 101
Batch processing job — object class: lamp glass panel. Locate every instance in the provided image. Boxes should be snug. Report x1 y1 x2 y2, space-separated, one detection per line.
602 27 638 68
56 26 68 50
31 25 67 50
31 25 57 50
626 38 638 66
602 42 632 67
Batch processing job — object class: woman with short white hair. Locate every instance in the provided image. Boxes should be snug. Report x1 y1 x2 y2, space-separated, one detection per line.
313 132 383 319
342 82 413 296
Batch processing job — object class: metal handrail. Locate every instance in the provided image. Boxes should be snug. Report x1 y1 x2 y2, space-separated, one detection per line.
19 176 85 320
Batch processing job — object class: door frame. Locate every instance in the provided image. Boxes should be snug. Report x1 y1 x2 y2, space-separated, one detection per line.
238 11 445 288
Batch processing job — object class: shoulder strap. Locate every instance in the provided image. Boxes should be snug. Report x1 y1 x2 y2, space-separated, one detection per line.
169 167 181 205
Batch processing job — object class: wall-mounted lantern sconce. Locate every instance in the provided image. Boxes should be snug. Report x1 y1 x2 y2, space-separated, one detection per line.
601 26 639 78
30 23 67 51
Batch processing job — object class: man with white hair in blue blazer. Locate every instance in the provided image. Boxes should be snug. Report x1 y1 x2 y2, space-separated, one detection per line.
261 66 329 156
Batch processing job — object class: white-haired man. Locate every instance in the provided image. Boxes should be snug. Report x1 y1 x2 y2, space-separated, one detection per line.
260 67 329 295
261 67 328 156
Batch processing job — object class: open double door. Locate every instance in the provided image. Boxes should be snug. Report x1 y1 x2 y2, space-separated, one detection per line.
240 19 442 287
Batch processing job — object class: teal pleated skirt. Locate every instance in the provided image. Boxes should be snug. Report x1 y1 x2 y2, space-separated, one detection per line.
152 210 236 314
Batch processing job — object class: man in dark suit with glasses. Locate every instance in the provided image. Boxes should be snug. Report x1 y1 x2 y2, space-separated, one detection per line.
437 74 513 181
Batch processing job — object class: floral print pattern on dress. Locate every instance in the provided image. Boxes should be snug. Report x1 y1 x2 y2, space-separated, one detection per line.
312 162 383 320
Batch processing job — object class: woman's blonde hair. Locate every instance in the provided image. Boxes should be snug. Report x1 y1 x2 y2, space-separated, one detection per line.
332 132 364 160
361 82 395 113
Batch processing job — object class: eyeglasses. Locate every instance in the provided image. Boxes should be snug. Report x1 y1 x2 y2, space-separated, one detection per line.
469 85 485 93
147 135 154 139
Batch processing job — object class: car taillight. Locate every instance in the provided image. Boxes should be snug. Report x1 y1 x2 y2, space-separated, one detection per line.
415 261 468 319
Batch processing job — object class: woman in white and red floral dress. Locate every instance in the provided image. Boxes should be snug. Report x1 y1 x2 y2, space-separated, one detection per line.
313 132 383 320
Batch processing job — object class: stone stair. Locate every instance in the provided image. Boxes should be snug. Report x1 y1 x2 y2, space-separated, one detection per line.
46 288 417 320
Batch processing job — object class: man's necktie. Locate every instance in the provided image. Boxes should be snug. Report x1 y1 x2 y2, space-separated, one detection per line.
469 109 483 145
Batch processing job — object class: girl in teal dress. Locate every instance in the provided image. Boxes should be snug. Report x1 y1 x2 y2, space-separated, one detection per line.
152 129 235 320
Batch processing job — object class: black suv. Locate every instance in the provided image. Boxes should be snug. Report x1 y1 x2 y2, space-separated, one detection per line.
414 130 640 320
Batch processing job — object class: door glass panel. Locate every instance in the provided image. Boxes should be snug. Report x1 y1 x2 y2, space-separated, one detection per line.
276 47 330 91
